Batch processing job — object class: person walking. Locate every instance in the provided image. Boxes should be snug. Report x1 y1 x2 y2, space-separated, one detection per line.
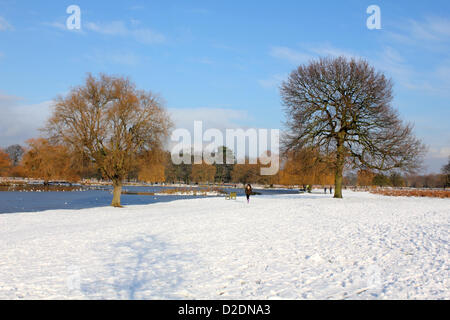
245 184 252 204
330 186 333 194
324 187 327 194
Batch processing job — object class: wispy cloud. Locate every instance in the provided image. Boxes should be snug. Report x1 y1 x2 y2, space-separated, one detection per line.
85 21 127 35
85 20 166 44
131 27 166 44
372 46 450 96
429 146 450 159
379 16 450 95
258 74 287 89
42 21 70 31
168 107 249 134
270 44 361 65
408 16 450 41
269 46 312 65
308 44 360 60
0 16 13 31
372 47 413 82
270 41 450 97
84 50 142 66
43 18 165 44
387 16 450 47
0 93 52 147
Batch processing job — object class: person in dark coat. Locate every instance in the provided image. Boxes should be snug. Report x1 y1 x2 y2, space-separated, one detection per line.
245 184 252 203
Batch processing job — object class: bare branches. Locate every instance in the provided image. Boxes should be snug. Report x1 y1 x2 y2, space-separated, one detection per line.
281 56 426 197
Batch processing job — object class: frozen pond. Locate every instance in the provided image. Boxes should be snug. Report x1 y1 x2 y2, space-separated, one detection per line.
0 186 299 214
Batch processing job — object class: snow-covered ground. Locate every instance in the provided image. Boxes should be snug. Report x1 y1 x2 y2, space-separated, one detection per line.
1 191 449 300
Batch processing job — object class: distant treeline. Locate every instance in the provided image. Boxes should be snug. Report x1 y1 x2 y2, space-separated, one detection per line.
352 168 449 189
1 142 449 189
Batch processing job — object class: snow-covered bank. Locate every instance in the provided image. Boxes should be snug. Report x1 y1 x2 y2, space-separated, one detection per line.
1 191 449 300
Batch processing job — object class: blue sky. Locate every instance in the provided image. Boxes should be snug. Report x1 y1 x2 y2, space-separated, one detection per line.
0 0 449 173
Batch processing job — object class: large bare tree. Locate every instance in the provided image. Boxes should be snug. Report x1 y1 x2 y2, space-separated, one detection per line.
46 74 172 207
281 56 425 198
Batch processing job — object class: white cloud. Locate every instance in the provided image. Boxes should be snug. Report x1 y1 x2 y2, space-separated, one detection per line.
371 46 450 96
269 46 312 65
85 21 128 35
308 44 360 60
85 20 165 44
42 21 68 31
258 74 287 89
43 18 165 44
271 42 450 97
131 28 165 44
270 44 362 66
429 146 450 159
409 17 450 41
168 107 248 133
372 47 413 82
84 51 141 66
433 62 450 89
0 16 13 31
424 145 450 173
387 16 450 47
0 94 52 147
377 16 450 95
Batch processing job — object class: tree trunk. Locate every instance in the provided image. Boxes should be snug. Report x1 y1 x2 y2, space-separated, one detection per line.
334 137 345 199
111 179 123 207
334 166 343 198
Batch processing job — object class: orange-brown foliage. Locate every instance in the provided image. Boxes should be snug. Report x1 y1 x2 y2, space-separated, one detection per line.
21 138 80 182
357 169 375 186
0 150 11 177
279 149 334 186
370 188 450 198
230 160 279 185
191 162 217 183
137 149 166 183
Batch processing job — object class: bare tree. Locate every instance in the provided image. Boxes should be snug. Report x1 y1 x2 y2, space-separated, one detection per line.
281 56 426 198
5 144 25 167
45 74 172 207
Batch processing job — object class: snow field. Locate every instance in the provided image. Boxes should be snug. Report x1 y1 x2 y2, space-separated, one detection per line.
0 191 449 299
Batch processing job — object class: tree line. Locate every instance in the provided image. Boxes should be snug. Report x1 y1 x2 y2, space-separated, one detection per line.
4 140 446 190
355 164 450 189
0 143 319 186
